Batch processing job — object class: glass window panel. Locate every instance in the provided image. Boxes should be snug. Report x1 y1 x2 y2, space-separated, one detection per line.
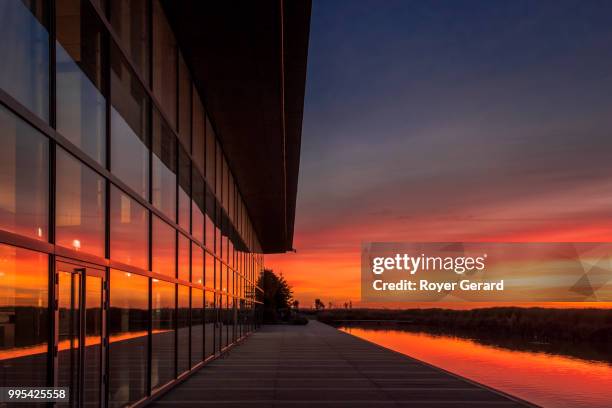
232 271 237 297
242 275 246 299
110 43 149 199
214 224 221 257
219 294 226 349
178 233 190 282
222 157 229 211
83 273 103 407
191 169 204 243
205 186 215 245
191 244 203 285
205 213 214 251
236 203 241 238
152 108 177 221
229 175 235 223
226 267 231 296
56 267 81 405
228 295 234 344
238 298 244 337
56 148 105 257
151 279 175 389
56 0 107 165
215 141 222 198
191 288 203 365
109 269 148 407
222 227 229 264
0 105 48 241
241 203 246 241
204 290 215 358
192 203 204 244
0 0 49 121
178 145 190 232
152 0 177 129
204 251 214 290
0 244 48 387
239 202 244 238
227 245 233 268
152 216 176 278
177 285 189 374
222 264 228 293
178 54 191 151
238 274 243 299
215 259 221 292
192 89 205 175
110 185 148 269
109 0 149 83
205 116 215 186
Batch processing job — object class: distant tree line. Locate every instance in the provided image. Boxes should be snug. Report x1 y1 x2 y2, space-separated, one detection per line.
317 307 612 344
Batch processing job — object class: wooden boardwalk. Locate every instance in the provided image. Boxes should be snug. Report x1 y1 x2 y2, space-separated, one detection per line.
150 321 534 407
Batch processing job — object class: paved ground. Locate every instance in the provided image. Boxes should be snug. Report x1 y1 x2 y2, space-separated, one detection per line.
150 320 533 408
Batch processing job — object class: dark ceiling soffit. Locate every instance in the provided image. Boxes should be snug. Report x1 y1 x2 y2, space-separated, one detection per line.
162 1 311 253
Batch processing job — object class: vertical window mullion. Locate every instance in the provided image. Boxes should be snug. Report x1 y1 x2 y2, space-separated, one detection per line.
47 0 57 390
146 0 153 396
174 283 178 379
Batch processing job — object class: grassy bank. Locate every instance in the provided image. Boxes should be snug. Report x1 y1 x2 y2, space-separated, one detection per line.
317 307 612 344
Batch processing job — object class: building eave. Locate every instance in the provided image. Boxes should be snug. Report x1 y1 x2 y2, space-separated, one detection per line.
162 0 310 253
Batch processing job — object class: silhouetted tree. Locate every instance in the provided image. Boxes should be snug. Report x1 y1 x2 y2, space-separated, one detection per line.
257 269 293 323
314 299 325 310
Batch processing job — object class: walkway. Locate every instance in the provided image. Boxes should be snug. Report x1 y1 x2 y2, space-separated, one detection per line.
150 320 533 407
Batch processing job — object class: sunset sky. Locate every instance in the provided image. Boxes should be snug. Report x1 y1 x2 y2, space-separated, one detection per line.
267 0 612 307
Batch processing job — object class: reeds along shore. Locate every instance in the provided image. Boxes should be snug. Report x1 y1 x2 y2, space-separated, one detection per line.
317 307 612 344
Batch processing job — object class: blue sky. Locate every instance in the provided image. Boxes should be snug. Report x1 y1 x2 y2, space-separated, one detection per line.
269 0 612 304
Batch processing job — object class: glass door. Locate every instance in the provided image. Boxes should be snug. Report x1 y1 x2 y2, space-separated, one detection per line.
56 261 106 408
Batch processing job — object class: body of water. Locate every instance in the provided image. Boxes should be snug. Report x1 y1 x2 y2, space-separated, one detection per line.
339 326 612 408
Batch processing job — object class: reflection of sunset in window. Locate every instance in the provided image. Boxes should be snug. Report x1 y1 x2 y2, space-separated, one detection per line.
178 233 190 281
109 268 148 403
0 244 48 370
192 244 204 284
110 185 148 269
56 147 106 258
0 106 49 242
152 215 176 277
205 251 214 289
0 0 267 401
151 274 175 389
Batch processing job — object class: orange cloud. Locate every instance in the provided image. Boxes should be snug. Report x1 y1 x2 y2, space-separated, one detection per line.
267 180 612 308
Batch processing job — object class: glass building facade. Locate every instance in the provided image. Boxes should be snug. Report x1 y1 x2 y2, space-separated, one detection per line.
0 1 268 406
